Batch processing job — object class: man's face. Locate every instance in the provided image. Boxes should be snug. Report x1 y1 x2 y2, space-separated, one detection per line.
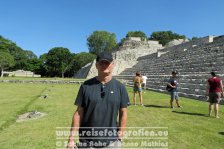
96 60 114 75
172 73 177 77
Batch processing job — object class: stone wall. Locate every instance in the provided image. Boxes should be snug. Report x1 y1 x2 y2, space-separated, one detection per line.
213 35 224 43
3 70 41 77
127 37 142 41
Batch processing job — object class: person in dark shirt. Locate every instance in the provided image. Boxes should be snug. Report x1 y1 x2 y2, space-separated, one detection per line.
67 51 129 148
206 71 223 118
167 71 182 109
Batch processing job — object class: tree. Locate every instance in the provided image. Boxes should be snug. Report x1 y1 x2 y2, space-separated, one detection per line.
25 58 42 73
72 52 96 72
0 35 28 70
10 47 28 70
45 47 73 78
119 38 126 44
126 31 147 40
0 35 39 73
22 50 39 72
87 31 117 54
150 31 186 46
24 50 37 59
0 52 14 77
192 36 199 40
65 52 96 77
37 53 48 77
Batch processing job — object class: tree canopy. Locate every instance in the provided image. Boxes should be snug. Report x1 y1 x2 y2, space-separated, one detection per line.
0 52 15 77
72 52 96 73
150 31 186 46
87 31 117 54
126 31 147 40
45 47 73 78
0 35 37 71
191 36 199 40
0 35 97 77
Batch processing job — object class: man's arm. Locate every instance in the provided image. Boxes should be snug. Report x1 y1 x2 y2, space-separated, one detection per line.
167 83 176 88
67 106 84 149
118 108 127 140
206 81 210 96
220 80 223 97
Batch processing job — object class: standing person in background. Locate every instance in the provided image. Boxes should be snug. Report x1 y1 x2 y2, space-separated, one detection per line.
206 71 223 118
133 71 143 106
67 51 129 149
167 71 182 109
141 74 148 93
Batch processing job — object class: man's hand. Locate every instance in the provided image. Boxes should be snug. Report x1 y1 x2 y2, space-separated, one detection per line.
118 130 124 140
67 140 76 149
66 106 83 149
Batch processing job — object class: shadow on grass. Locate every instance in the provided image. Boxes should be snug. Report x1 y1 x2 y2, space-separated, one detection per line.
172 111 207 117
144 104 170 108
218 132 224 135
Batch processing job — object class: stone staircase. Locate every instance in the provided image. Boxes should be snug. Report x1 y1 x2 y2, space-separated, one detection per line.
116 36 224 101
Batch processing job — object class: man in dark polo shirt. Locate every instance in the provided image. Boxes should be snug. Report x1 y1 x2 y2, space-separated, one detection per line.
167 71 183 109
206 71 223 118
67 51 129 148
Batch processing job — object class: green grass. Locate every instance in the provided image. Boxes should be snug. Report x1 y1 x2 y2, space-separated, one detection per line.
0 76 86 81
0 83 223 149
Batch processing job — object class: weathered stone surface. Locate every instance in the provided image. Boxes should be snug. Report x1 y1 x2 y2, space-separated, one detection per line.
16 111 46 122
3 70 41 77
165 38 189 48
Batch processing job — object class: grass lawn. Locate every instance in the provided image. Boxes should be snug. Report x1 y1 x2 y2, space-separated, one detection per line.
0 76 86 81
0 83 223 149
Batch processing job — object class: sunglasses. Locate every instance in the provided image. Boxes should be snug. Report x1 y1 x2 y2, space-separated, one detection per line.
101 85 106 98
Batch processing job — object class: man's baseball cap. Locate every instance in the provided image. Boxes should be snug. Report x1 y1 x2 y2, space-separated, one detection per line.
96 51 113 62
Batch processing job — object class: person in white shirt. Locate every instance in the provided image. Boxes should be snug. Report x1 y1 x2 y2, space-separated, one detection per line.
141 74 148 91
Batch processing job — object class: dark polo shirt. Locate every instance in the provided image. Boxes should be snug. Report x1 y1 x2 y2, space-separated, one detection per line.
168 77 178 92
75 77 129 148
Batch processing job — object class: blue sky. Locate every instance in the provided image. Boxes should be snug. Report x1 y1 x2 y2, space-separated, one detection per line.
0 0 224 57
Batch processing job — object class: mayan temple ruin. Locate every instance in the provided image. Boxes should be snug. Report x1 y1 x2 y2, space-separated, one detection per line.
75 35 224 101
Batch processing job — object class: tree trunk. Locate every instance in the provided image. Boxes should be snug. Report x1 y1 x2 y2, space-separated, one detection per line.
62 72 64 78
1 68 3 78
